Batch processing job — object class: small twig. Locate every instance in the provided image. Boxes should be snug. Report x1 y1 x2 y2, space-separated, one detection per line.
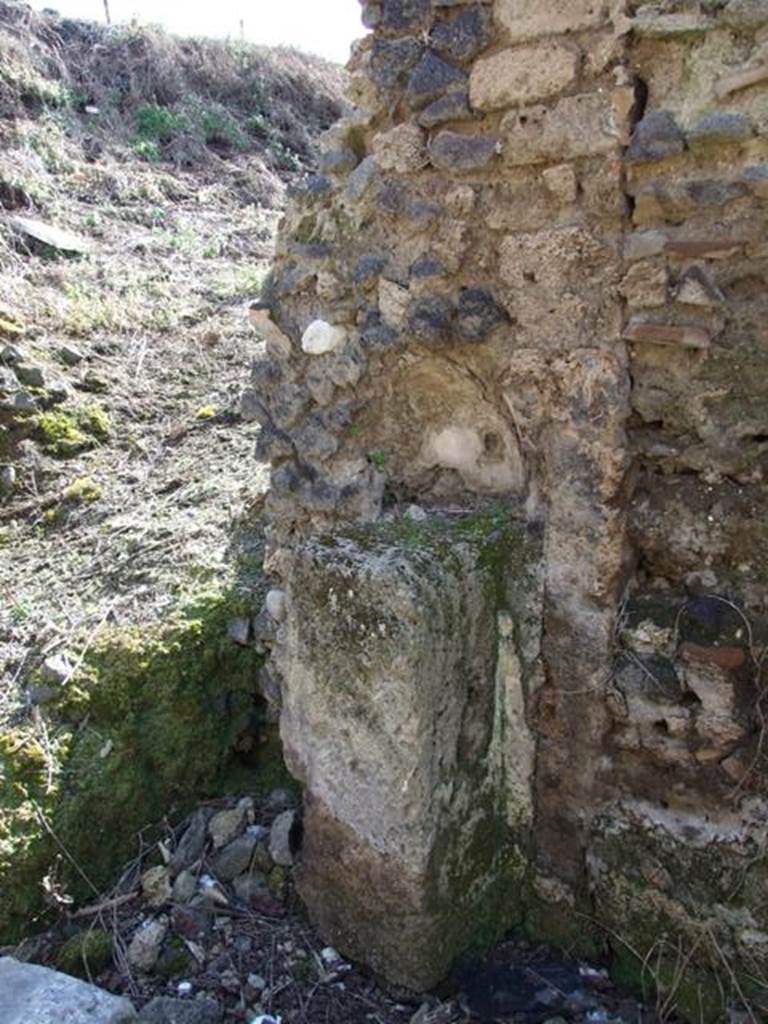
0 491 59 522
706 923 761 1024
31 705 56 794
32 801 100 897
62 596 120 686
72 891 139 918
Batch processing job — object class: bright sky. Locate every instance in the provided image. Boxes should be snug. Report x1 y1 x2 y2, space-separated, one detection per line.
30 0 364 63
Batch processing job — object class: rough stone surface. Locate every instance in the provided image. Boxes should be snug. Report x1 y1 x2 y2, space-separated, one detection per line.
542 163 578 204
418 89 471 128
0 956 136 1022
619 261 668 309
430 6 493 63
495 0 606 42
501 94 619 164
626 111 685 163
405 51 466 110
169 810 209 874
369 37 422 92
211 834 258 881
208 798 252 849
470 44 578 112
371 123 426 173
127 918 168 972
278 525 540 988
268 809 297 867
141 866 172 908
687 111 753 146
380 0 429 32
429 130 497 171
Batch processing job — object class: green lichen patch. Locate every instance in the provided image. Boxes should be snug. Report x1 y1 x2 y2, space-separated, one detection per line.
0 586 272 944
437 790 529 972
591 808 768 1022
62 476 102 503
339 504 540 612
33 404 111 456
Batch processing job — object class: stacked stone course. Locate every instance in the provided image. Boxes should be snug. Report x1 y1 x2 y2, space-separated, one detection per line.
244 1 768 1016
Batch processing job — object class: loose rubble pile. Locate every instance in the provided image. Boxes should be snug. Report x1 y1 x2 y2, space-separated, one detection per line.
4 790 661 1024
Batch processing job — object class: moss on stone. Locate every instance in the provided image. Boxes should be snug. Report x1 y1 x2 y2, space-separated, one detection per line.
340 504 537 611
523 895 602 960
0 586 274 944
56 929 113 978
591 810 768 1022
442 825 528 967
601 877 731 1024
62 476 102 503
34 404 111 456
155 936 193 977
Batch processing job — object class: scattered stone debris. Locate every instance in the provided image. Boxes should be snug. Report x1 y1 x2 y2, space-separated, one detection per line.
7 791 659 1024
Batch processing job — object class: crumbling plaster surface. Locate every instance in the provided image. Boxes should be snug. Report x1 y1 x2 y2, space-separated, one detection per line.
245 0 768 1012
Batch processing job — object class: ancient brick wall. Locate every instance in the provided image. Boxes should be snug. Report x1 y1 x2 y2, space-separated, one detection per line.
246 1 768 1015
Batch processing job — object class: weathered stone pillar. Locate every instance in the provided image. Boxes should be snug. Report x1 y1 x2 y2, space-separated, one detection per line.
276 520 540 988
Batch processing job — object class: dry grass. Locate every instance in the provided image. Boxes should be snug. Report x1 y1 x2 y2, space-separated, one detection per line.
0 0 346 168
0 0 343 724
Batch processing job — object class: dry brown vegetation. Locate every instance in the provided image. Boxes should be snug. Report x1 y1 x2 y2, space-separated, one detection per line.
0 0 346 720
0 0 345 165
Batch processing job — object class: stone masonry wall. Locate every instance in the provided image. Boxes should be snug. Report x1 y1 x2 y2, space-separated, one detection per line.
245 1 768 1016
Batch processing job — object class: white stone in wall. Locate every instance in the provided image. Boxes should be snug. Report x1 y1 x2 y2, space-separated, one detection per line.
266 588 287 623
429 425 484 470
422 424 525 494
301 320 348 355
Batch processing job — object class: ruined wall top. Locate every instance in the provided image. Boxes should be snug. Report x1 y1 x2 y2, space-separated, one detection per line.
248 0 768 584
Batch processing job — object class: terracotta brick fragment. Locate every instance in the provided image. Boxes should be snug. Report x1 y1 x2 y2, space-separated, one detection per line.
664 239 744 259
679 643 746 670
715 64 768 100
622 322 711 349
